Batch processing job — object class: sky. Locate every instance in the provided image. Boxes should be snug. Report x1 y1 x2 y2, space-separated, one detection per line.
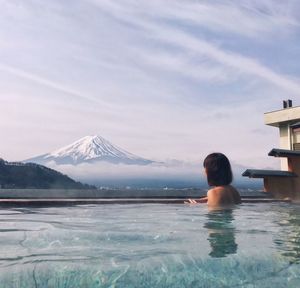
1 0 300 170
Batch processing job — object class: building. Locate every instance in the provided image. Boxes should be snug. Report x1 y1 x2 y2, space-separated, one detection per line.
243 100 300 199
264 100 300 169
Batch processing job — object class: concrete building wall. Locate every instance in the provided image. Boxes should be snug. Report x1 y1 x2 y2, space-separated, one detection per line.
294 131 300 144
264 106 300 127
264 105 300 170
279 126 289 170
279 126 290 149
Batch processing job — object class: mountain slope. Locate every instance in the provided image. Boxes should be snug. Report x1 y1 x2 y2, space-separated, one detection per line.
26 135 155 166
0 159 94 189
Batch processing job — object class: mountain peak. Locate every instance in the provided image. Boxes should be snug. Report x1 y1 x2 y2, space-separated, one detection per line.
26 135 155 166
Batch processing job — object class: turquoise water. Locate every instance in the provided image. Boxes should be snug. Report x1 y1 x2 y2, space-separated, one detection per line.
0 203 299 287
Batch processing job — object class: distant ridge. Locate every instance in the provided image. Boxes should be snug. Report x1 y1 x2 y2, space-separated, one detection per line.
26 135 156 166
0 158 94 189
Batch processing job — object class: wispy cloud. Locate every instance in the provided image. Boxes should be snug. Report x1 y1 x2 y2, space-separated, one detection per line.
0 63 113 107
151 26 300 94
89 0 300 95
89 0 300 38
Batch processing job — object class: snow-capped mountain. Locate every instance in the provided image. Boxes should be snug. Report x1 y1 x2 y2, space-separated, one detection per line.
26 135 155 166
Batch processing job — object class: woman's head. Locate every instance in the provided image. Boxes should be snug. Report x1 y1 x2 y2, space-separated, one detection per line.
203 153 233 186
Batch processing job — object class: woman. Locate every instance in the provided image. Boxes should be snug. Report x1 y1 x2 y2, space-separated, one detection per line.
187 153 241 207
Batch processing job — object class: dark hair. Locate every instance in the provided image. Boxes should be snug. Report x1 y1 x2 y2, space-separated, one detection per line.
203 153 233 186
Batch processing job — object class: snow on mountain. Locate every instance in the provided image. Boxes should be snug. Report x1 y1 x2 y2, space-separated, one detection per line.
26 135 155 166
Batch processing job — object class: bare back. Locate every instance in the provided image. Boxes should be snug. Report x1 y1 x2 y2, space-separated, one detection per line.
207 185 241 207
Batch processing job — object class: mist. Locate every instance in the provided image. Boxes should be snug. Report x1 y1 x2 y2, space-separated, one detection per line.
46 160 262 189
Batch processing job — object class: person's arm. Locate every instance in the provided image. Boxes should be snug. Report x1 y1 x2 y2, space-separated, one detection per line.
198 196 208 203
184 196 208 204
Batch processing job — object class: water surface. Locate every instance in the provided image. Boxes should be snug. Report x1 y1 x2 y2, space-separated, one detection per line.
0 203 299 287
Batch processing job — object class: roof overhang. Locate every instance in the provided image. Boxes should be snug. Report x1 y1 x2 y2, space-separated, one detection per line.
268 148 300 157
264 106 300 127
242 169 297 178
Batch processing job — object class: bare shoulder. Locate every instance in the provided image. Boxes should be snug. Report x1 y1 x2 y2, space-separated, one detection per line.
207 186 227 195
207 187 220 196
207 186 229 198
207 185 241 206
207 187 224 200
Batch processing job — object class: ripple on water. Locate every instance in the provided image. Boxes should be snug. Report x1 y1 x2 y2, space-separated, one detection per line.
0 203 299 287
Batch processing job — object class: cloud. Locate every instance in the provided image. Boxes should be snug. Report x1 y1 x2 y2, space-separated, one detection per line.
89 0 300 38
48 161 202 181
46 158 252 185
0 63 110 107
88 0 300 95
